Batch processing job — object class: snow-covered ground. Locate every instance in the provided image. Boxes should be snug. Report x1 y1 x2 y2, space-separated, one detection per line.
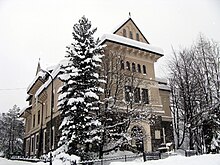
110 154 220 165
0 154 220 165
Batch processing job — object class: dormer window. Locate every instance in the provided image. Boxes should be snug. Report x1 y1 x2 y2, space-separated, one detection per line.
130 31 133 39
136 33 139 41
123 29 127 37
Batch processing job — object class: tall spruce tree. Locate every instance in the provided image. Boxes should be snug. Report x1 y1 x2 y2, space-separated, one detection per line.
57 16 104 160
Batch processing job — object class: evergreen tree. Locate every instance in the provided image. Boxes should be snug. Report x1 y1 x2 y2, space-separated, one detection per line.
0 105 24 158
57 16 104 160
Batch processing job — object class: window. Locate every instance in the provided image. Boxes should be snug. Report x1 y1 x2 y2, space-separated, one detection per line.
143 65 146 74
43 130 47 153
130 31 133 39
35 134 39 152
134 88 141 103
132 63 136 72
37 110 40 125
137 64 141 73
142 88 149 104
136 33 139 41
51 126 55 149
155 130 161 139
123 29 126 37
125 86 131 102
121 60 124 69
33 114 35 128
31 136 35 153
126 61 130 71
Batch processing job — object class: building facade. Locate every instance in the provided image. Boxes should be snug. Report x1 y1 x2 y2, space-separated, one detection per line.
20 17 173 157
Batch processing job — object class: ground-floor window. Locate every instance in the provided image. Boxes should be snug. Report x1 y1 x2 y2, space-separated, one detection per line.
31 135 35 155
43 129 46 153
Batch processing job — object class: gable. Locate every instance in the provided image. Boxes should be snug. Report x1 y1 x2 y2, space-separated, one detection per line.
113 18 150 44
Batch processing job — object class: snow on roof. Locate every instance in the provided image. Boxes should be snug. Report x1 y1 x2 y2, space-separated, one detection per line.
156 77 167 84
100 33 163 56
19 104 32 116
27 71 47 92
159 84 171 91
34 60 67 98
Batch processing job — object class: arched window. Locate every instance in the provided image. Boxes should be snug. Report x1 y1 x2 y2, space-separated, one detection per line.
121 60 124 69
126 61 130 71
137 64 141 73
132 63 136 72
136 33 139 41
123 29 127 37
143 65 146 74
130 31 133 39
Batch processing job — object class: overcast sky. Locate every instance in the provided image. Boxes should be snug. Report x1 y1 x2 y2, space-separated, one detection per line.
0 0 219 113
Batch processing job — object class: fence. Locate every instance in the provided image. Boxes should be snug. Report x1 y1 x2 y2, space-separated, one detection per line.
78 152 162 165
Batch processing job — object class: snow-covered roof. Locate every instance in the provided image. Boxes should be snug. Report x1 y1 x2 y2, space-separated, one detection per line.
100 33 163 56
27 71 46 92
19 104 32 117
159 84 170 91
34 59 67 98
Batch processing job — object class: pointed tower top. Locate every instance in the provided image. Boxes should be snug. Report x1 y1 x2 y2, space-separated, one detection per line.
129 12 131 18
36 58 41 76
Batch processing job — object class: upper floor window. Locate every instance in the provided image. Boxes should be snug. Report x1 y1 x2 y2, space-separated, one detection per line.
37 110 40 125
143 65 147 74
134 88 141 103
130 31 133 39
132 63 136 72
33 114 35 128
126 61 130 71
121 60 124 69
125 86 131 102
136 33 140 41
137 64 141 73
142 88 149 104
123 29 127 37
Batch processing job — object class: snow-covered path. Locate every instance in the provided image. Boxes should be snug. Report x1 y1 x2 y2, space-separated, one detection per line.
0 158 46 165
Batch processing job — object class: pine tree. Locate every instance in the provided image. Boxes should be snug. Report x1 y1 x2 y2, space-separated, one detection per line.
57 16 104 160
0 105 24 158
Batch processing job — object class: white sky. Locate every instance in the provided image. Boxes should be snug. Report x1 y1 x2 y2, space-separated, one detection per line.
0 0 219 113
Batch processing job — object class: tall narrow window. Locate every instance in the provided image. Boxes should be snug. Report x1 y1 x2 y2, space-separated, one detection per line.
132 63 136 72
143 65 146 74
137 64 141 73
125 86 131 102
136 33 139 41
123 29 127 37
142 88 149 104
134 88 141 103
121 60 124 69
43 130 47 153
130 31 133 39
35 134 39 153
33 114 35 128
37 110 40 125
31 136 35 153
51 126 55 149
126 61 130 71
